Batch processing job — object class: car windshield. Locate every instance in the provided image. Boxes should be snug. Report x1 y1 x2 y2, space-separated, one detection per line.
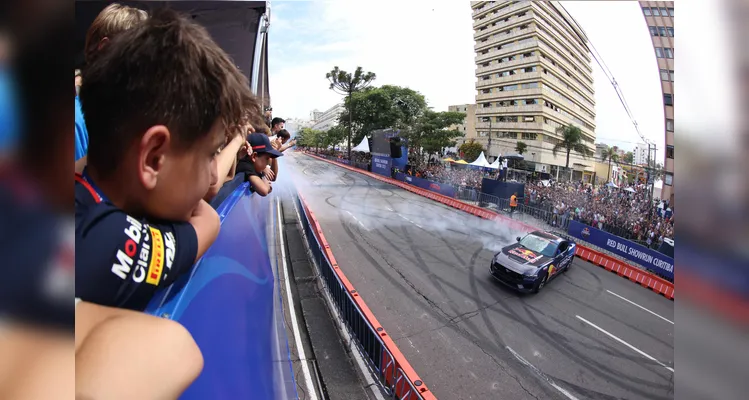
519 235 557 257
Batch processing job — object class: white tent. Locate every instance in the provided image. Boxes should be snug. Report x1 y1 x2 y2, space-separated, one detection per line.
469 151 493 168
489 156 501 169
351 137 370 153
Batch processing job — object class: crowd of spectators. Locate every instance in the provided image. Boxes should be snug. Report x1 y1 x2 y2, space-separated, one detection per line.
72 5 295 399
524 180 674 247
410 163 497 189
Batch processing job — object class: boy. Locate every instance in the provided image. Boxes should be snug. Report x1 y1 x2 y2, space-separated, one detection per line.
235 132 282 196
75 9 265 311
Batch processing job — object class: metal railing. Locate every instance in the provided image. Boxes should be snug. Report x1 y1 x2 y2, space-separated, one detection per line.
295 195 428 400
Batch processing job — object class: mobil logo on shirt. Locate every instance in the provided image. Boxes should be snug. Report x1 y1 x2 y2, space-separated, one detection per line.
111 216 175 285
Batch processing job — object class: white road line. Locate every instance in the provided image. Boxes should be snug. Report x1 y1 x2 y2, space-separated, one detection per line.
397 213 423 229
386 207 393 211
606 290 674 325
277 198 319 400
576 315 674 373
506 346 580 400
345 210 369 230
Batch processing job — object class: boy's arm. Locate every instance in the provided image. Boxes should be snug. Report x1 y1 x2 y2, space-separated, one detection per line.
188 199 220 261
75 204 203 310
248 174 272 196
204 135 245 202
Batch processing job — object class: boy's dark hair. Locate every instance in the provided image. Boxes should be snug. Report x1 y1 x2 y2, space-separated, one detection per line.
276 129 291 141
80 8 265 177
271 117 285 129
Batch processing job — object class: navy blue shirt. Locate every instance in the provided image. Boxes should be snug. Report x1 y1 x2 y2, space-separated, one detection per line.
75 176 199 311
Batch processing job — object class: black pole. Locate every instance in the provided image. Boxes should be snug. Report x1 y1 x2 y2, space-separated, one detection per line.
348 89 353 161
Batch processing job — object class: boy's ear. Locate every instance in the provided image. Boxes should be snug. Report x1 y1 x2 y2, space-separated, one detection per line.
138 125 171 190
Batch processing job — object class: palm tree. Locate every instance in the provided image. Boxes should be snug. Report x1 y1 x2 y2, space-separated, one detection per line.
552 125 593 169
514 141 527 155
600 145 620 183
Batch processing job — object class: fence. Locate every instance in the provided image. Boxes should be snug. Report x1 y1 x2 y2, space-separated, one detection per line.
295 192 434 400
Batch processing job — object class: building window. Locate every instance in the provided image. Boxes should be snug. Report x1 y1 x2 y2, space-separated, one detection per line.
652 7 661 16
664 48 673 58
666 119 674 131
517 12 526 17
655 47 664 58
482 102 492 108
525 99 537 105
649 26 659 36
660 8 669 16
664 172 673 186
643 7 652 16
482 88 491 94
666 27 674 37
658 27 667 37
482 75 491 80
520 82 538 89
522 132 538 140
524 66 536 73
523 116 535 122
664 94 673 105
660 69 670 81
666 145 674 159
668 8 674 17
669 70 674 81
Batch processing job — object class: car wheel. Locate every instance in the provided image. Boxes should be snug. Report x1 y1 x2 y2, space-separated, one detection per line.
533 274 548 293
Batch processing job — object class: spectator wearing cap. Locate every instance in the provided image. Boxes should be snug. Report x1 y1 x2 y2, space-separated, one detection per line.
235 132 283 196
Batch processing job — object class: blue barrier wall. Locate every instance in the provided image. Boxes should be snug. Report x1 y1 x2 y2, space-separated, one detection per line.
567 220 674 281
395 172 457 198
372 155 392 177
146 184 297 400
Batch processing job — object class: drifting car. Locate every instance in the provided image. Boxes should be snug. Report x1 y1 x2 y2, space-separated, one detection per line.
490 230 576 293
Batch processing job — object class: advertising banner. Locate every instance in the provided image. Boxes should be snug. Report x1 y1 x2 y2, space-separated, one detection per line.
395 172 457 198
372 155 392 177
567 220 674 281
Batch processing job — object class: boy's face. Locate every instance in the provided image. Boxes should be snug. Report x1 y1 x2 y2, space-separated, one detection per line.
252 152 272 173
145 121 223 220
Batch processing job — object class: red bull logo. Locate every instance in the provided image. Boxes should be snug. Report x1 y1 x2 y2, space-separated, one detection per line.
509 247 543 263
429 183 441 191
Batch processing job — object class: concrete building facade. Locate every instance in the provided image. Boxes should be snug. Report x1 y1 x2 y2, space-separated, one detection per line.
471 1 597 180
633 142 649 166
639 1 674 204
448 104 478 141
311 103 344 132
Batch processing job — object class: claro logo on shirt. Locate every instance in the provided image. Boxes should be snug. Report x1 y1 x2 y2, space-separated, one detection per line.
146 227 165 285
112 216 145 282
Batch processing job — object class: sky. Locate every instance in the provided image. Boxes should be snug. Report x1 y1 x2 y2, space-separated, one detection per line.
268 1 678 157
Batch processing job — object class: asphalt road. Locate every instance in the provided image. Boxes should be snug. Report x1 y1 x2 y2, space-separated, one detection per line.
284 153 674 400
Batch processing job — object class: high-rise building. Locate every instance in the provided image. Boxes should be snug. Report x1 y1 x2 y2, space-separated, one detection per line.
633 142 649 166
639 1 674 204
448 104 477 142
311 103 344 132
471 1 596 181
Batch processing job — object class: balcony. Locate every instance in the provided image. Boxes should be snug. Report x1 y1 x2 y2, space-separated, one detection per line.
477 70 543 89
474 6 535 40
477 54 540 75
475 38 538 64
473 1 530 25
475 104 544 115
538 57 595 109
476 121 544 131
536 40 593 87
476 87 543 102
475 24 537 52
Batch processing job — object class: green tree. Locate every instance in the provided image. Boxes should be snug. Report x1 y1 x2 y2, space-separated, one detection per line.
410 110 465 163
323 125 347 149
514 141 528 155
600 145 620 183
339 85 427 147
326 66 377 161
552 124 593 169
459 140 485 163
623 151 634 164
297 127 325 151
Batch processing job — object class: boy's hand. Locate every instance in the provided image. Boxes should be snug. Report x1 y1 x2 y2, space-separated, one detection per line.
263 168 275 181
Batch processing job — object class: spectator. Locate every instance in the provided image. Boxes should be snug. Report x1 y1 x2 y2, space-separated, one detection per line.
270 117 285 134
235 132 283 196
272 129 296 153
75 8 263 310
510 192 518 215
75 3 148 164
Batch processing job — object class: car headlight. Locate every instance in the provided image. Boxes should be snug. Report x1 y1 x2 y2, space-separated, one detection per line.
524 270 539 278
